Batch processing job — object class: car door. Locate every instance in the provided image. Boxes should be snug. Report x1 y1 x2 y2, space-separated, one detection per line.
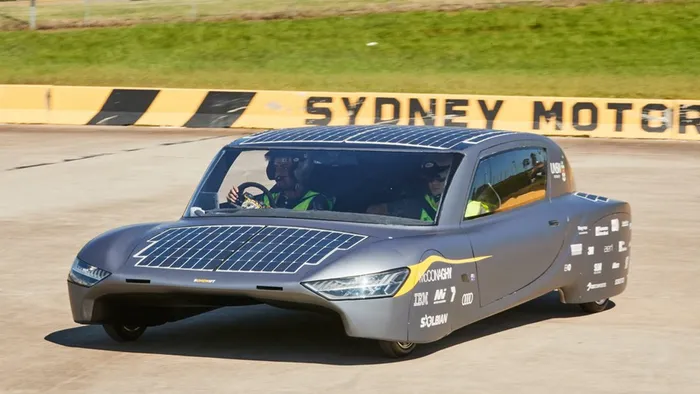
462 144 567 307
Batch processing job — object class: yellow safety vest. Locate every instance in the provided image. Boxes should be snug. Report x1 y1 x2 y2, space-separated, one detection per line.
420 194 439 222
262 190 333 211
465 200 490 218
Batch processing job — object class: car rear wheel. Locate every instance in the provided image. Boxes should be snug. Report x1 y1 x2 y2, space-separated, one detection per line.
378 340 416 358
579 298 609 314
103 323 147 342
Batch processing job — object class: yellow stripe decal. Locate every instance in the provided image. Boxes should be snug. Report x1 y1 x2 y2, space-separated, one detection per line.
394 255 491 298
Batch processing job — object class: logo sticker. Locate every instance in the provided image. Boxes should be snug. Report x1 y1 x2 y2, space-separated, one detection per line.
611 219 620 232
414 292 429 306
586 282 607 291
619 241 628 252
433 288 447 304
420 313 448 328
462 292 474 306
570 244 583 256
614 277 625 285
419 267 452 283
595 226 609 236
593 263 602 275
587 246 595 256
550 161 564 179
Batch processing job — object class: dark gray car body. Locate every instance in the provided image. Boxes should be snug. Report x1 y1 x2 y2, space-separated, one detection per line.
67 125 631 344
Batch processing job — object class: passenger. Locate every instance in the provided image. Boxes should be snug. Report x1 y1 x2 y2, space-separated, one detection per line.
465 192 492 218
367 156 451 222
226 151 334 211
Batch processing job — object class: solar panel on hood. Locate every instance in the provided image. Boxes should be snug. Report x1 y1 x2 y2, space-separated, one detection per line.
132 225 366 274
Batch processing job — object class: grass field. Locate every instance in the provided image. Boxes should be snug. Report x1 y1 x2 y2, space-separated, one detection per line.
1 0 698 98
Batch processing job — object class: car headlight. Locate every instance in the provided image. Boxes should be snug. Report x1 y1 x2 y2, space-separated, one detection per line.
68 258 111 287
302 268 409 300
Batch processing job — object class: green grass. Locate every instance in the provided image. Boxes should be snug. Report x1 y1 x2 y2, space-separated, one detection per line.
1 0 698 98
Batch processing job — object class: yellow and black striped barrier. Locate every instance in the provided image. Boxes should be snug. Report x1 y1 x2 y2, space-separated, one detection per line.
1 84 698 141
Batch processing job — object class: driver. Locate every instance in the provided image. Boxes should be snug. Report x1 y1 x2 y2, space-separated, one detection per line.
226 150 334 211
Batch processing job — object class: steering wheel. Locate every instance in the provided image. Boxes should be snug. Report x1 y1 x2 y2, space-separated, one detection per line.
227 181 276 209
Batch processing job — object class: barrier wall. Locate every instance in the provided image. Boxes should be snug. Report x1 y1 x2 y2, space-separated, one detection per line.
1 84 699 141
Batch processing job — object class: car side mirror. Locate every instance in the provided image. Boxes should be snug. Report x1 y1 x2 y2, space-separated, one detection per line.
194 191 219 210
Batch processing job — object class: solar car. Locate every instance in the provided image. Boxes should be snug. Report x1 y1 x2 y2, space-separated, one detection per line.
66 125 632 358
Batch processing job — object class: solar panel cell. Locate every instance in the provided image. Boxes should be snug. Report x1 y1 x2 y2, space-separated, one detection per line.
132 225 366 274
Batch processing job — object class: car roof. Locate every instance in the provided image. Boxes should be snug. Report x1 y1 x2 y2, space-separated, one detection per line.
227 125 549 152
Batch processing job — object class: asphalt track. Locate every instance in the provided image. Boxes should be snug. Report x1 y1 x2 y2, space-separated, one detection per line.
1 125 699 393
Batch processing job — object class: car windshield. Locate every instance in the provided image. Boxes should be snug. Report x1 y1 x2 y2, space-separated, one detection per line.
184 147 462 226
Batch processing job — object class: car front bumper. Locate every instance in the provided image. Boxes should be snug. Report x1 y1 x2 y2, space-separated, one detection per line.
67 273 418 343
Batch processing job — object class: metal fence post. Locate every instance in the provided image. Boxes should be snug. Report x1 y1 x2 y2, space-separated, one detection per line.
29 0 36 30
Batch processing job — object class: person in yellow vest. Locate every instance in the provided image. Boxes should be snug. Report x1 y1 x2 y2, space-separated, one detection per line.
465 198 491 218
366 157 451 222
464 183 495 219
226 151 334 211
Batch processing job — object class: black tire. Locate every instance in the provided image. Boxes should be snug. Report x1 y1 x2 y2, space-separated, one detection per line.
579 298 609 314
103 323 146 342
378 340 416 358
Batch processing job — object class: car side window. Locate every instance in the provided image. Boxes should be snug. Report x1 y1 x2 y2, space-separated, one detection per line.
464 147 547 219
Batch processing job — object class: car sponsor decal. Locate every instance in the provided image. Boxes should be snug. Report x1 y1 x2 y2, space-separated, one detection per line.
420 313 448 328
550 161 566 181
570 243 583 256
593 263 602 275
461 292 474 306
611 218 620 232
586 282 607 291
619 241 628 252
393 254 491 297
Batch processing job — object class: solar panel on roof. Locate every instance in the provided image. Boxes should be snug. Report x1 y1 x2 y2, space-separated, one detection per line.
239 125 379 145
462 130 511 144
345 126 500 149
574 192 609 202
132 225 366 274
238 125 512 149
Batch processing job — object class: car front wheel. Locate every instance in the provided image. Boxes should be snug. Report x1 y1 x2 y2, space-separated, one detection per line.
103 323 147 342
378 340 416 358
579 298 610 313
